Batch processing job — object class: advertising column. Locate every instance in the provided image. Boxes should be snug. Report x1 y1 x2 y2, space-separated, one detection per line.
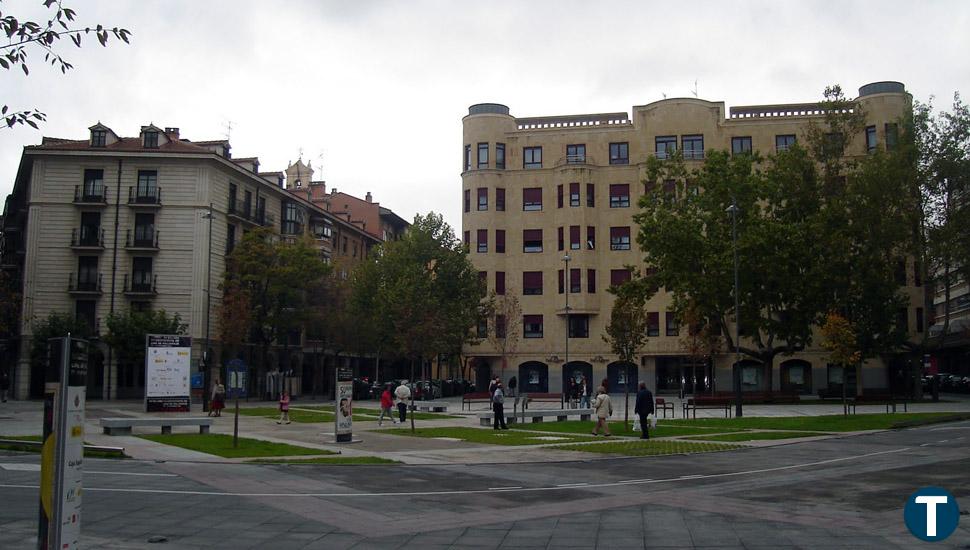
145 335 192 412
335 365 353 442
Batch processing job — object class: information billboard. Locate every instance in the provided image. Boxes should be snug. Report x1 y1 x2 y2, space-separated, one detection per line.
145 334 192 412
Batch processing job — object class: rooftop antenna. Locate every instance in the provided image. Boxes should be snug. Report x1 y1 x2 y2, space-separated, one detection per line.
691 79 698 98
224 120 233 141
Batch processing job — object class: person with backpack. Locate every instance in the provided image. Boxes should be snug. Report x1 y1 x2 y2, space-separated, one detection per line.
591 386 612 436
492 381 508 430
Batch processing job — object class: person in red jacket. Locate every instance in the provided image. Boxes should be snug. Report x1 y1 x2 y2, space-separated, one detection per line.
378 384 398 426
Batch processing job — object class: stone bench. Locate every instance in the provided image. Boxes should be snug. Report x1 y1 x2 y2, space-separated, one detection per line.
413 402 448 413
478 408 593 426
100 417 213 436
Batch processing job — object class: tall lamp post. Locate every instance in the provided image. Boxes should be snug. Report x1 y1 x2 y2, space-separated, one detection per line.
726 200 743 418
201 203 214 413
563 254 571 407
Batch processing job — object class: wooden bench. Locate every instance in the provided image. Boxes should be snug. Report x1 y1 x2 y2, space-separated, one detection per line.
683 397 732 419
100 417 213 436
462 392 492 411
854 393 908 413
522 392 565 409
478 408 593 426
655 398 675 418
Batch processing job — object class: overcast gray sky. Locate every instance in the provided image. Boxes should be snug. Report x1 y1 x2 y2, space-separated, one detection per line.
2 0 969 232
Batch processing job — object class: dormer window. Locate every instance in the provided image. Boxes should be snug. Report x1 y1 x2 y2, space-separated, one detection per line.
91 130 107 147
143 131 159 148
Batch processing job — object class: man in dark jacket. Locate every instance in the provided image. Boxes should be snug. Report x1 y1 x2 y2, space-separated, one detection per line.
634 382 654 439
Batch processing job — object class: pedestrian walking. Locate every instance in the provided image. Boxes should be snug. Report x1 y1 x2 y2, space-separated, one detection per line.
634 382 654 439
394 380 411 423
579 375 590 408
277 390 291 424
492 381 508 430
209 380 225 417
508 376 517 397
0 369 10 403
591 386 612 436
378 385 398 426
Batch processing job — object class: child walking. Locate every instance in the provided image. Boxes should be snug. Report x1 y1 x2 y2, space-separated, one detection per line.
277 391 291 424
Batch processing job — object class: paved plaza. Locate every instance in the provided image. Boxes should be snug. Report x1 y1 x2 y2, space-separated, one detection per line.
1 395 969 548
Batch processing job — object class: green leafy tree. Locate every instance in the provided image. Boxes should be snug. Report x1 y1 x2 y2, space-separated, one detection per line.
102 309 187 371
603 281 649 427
1 1 131 128
29 311 90 372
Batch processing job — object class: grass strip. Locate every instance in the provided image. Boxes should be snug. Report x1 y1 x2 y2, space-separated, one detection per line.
550 439 741 456
384 426 591 446
248 456 398 464
139 433 331 458
1 435 126 459
660 412 970 432
680 431 832 442
508 420 745 438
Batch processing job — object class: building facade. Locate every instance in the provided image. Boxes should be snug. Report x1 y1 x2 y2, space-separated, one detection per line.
461 81 921 396
0 123 390 400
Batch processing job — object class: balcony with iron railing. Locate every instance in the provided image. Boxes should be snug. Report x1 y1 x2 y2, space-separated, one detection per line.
70 227 104 250
127 186 162 207
123 273 157 296
556 154 598 167
256 211 275 227
68 272 102 294
228 197 255 223
74 185 108 205
124 229 159 251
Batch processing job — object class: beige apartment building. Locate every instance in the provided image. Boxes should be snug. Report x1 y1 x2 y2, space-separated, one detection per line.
0 123 387 400
462 81 922 396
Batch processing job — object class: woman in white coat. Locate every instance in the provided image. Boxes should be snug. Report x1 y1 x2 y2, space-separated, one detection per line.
591 386 612 436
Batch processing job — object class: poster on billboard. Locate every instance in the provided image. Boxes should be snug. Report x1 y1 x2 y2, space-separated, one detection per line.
145 334 192 412
335 366 353 442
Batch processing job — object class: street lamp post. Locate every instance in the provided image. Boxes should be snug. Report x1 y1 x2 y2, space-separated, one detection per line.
563 254 571 408
201 203 214 413
727 200 743 418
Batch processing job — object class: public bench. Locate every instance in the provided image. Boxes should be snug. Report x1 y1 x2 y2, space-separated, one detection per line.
655 398 675 418
853 393 908 413
100 417 213 436
683 397 732 419
522 392 565 409
461 392 492 411
413 401 449 413
478 408 593 426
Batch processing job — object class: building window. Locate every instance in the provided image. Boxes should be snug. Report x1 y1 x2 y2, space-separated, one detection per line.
496 229 506 253
610 226 631 250
229 183 238 213
132 257 153 292
558 269 564 294
665 311 680 336
885 123 899 150
896 308 909 333
464 144 471 171
463 231 469 247
567 144 586 164
569 182 580 207
143 131 158 148
256 197 266 224
478 142 489 169
133 213 155 247
569 226 580 250
464 189 470 213
82 169 105 200
523 229 542 253
77 256 99 291
227 223 236 254
495 315 507 338
609 184 630 208
557 184 564 208
524 146 542 169
496 143 506 169
569 314 589 338
243 190 252 218
523 271 543 295
914 261 922 286
477 187 488 211
136 170 157 201
496 188 505 211
477 318 488 339
587 269 596 293
731 136 752 156
587 226 595 250
776 134 796 152
496 271 506 295
524 315 543 338
610 268 631 288
586 183 595 207
682 135 704 159
895 258 907 285
570 268 581 293
557 227 564 251
656 136 676 158
342 236 348 254
609 142 629 165
477 229 488 253
91 130 106 147
916 307 924 333
865 126 877 153
647 312 660 337
75 300 96 333
79 212 101 246
523 188 542 211
282 202 304 235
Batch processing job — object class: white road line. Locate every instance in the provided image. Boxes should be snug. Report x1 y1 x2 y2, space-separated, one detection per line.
617 479 652 484
0 464 40 472
88 471 177 477
556 483 588 487
0 447 913 499
938 440 949 444
488 486 522 490
0 464 175 477
679 474 705 479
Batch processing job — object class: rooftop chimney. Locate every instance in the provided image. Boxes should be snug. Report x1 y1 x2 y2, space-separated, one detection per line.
365 192 372 203
164 127 180 140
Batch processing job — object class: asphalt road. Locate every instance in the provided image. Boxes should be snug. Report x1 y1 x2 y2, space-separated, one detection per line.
1 420 969 549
